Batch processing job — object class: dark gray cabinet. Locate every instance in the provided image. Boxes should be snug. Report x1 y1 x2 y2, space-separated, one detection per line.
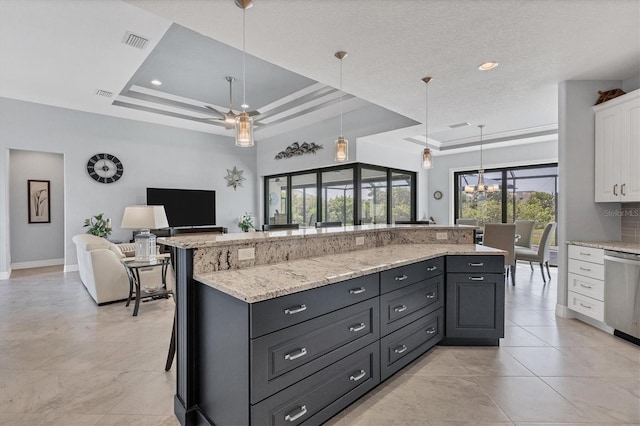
445 256 505 345
175 253 505 426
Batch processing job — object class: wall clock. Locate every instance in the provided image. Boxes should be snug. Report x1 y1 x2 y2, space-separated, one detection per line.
433 190 443 200
86 153 124 184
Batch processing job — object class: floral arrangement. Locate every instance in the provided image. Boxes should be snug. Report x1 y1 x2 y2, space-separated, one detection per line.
83 213 112 238
238 212 254 232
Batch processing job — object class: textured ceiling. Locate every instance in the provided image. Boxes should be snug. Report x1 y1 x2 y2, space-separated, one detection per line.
1 0 639 150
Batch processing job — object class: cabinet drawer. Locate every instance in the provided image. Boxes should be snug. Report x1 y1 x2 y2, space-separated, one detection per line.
568 291 604 322
251 342 379 426
380 275 443 336
380 257 443 294
568 245 604 264
380 308 443 381
446 255 504 273
568 272 604 301
250 298 379 403
568 259 604 280
250 274 379 338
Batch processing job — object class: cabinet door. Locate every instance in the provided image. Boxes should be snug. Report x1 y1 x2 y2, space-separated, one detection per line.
446 273 505 339
594 105 621 202
619 96 640 202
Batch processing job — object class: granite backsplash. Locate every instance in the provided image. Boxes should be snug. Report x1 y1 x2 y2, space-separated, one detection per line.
621 202 640 243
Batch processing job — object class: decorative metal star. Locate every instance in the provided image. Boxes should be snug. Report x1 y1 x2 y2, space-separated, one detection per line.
224 166 246 190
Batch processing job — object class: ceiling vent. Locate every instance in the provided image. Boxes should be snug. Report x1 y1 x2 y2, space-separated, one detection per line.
95 89 113 98
448 122 470 129
122 31 149 49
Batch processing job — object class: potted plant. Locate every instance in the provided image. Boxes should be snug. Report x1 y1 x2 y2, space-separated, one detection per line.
83 213 112 238
238 212 254 232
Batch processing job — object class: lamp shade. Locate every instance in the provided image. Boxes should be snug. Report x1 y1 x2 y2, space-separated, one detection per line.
235 112 254 147
120 205 169 230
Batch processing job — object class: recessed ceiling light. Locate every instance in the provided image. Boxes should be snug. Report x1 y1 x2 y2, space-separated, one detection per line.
449 122 470 129
151 79 162 86
478 61 499 71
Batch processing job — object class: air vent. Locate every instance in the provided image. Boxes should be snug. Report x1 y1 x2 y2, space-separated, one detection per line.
122 31 149 49
448 122 470 129
95 89 113 98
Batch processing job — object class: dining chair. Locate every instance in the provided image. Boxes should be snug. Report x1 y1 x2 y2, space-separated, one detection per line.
315 221 342 228
515 222 557 284
262 223 300 231
514 220 535 248
482 223 517 286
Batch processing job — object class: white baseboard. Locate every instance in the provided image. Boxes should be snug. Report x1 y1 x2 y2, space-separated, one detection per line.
0 268 11 280
64 264 79 273
11 258 64 270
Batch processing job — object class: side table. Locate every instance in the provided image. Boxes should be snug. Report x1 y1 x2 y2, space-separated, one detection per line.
121 254 171 316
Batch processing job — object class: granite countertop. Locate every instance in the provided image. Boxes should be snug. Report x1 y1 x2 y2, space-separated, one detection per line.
194 243 504 303
159 224 473 249
567 240 640 255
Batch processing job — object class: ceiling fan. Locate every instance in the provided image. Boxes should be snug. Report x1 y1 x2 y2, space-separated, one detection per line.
205 76 259 129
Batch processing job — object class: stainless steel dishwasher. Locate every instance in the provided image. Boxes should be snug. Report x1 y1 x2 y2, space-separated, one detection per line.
604 250 640 345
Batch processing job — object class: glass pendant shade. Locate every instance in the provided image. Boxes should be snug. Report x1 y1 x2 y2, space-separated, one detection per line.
335 136 348 162
477 169 486 192
235 112 254 147
422 148 432 169
464 185 475 193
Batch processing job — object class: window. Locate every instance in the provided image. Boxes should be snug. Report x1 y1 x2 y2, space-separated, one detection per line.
454 163 558 245
264 163 416 227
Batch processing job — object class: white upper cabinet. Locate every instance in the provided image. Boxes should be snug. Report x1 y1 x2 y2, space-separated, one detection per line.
594 89 640 202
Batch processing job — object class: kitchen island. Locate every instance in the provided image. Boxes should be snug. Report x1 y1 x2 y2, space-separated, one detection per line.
160 225 505 426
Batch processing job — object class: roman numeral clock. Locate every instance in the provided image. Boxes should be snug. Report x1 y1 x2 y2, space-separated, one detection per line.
86 153 124 184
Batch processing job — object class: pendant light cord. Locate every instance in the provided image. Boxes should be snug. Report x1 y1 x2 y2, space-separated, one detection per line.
339 57 343 136
425 83 429 149
242 7 246 111
479 125 484 169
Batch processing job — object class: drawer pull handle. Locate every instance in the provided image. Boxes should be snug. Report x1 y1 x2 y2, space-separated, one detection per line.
394 305 408 313
579 284 593 289
579 303 592 309
284 348 307 361
613 184 618 196
469 276 484 281
426 327 437 334
579 267 591 272
579 252 591 256
426 266 438 272
425 292 436 299
394 344 408 354
349 287 366 295
284 304 307 315
349 322 366 332
395 274 408 281
468 262 484 267
621 183 626 196
349 369 367 382
284 405 307 422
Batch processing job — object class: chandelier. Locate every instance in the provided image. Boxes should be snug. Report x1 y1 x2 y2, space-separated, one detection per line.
463 125 499 193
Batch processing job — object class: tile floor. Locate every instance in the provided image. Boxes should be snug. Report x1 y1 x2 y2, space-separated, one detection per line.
0 264 638 425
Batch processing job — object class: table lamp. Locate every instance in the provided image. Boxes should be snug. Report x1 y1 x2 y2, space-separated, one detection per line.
120 205 169 262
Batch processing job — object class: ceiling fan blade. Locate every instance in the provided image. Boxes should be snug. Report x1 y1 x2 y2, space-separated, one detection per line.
204 105 225 117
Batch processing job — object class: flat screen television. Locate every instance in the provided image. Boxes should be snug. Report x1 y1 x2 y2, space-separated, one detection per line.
146 188 216 228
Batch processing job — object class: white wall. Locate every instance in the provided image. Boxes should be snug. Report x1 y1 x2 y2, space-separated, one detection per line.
9 150 64 267
0 97 257 275
557 80 622 309
425 139 558 225
622 73 640 93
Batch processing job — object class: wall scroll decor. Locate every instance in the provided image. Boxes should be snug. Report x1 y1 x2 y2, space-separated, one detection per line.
274 142 323 160
28 179 50 223
224 166 246 190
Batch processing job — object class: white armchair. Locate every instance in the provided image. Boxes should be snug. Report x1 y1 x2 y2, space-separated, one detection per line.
72 234 167 305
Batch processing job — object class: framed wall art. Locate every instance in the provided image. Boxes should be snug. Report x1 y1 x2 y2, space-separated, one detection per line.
28 179 50 223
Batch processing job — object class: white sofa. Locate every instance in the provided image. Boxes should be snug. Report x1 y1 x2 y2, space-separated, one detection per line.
72 234 167 305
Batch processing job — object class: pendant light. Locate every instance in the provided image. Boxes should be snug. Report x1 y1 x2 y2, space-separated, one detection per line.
421 76 433 169
235 0 254 147
464 125 489 193
335 51 348 162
